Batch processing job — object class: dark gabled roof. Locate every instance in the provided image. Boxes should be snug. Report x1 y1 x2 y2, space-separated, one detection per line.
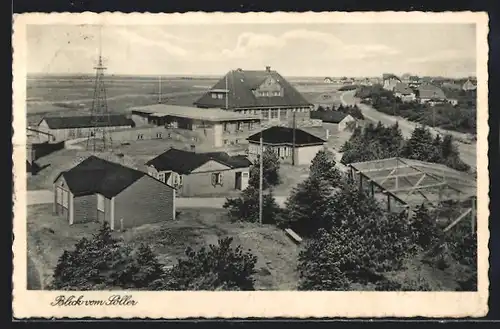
382 73 400 81
194 69 312 109
320 111 353 124
394 82 415 95
247 126 326 146
145 148 252 174
40 115 135 130
54 156 166 198
418 84 447 100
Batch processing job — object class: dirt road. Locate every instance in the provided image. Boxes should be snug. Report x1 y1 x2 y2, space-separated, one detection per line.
340 90 477 169
27 190 287 208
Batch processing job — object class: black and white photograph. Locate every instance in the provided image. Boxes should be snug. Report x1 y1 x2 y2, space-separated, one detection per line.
13 12 489 318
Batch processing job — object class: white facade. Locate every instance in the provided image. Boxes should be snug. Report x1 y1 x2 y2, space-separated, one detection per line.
248 142 324 166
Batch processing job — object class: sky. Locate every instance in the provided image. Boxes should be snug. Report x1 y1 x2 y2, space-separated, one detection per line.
26 23 477 78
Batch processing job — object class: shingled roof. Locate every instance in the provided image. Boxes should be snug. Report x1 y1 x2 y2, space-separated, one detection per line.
194 68 312 109
40 114 135 130
417 84 447 100
54 156 165 198
247 126 326 146
394 82 415 95
146 148 252 174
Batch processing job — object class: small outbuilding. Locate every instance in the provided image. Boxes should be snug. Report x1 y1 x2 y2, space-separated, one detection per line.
53 156 176 230
247 126 326 166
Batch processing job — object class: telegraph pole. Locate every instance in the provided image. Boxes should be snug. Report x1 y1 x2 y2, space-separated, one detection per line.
158 75 162 104
292 112 296 166
259 110 264 225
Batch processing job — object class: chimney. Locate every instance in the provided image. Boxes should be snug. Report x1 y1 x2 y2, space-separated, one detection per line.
266 66 271 72
190 144 196 152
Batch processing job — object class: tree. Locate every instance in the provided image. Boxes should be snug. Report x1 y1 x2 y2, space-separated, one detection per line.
116 243 165 290
309 149 342 186
223 186 282 225
297 183 417 290
410 204 444 250
282 176 334 236
51 222 131 290
248 148 281 189
164 237 258 291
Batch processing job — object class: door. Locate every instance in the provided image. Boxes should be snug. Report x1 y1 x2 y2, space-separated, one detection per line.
235 172 242 190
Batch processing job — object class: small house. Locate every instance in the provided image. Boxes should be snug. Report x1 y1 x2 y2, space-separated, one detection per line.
417 84 447 105
462 79 477 91
145 148 252 197
320 112 357 132
37 115 135 141
247 126 326 166
53 156 175 230
382 74 401 91
394 82 416 102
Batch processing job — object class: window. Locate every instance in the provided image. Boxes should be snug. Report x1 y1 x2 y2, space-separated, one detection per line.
235 139 240 144
178 175 183 186
248 122 253 130
156 132 162 139
280 109 288 119
262 109 269 119
217 93 224 99
242 172 249 178
271 109 279 119
158 173 165 183
223 139 228 145
137 134 144 140
211 93 217 99
223 123 229 132
211 172 223 186
237 122 242 131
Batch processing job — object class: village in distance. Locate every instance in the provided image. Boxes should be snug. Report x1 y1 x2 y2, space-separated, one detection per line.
25 24 478 292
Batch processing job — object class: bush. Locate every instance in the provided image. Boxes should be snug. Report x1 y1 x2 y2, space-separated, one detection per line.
164 237 258 291
223 186 282 225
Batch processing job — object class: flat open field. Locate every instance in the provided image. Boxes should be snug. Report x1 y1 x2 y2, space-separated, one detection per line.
27 204 300 290
26 75 343 125
26 75 216 125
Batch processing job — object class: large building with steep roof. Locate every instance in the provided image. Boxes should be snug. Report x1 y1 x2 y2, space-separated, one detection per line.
194 66 314 126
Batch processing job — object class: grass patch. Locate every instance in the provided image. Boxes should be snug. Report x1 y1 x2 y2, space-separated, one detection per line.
27 205 300 290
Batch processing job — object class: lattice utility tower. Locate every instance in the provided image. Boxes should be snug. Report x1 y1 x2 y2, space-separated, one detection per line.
86 30 112 152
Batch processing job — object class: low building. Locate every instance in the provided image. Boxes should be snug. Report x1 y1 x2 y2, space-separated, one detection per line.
145 148 252 197
394 82 416 102
37 115 135 141
53 156 175 230
130 104 261 148
417 84 447 105
193 66 314 126
318 112 357 132
462 79 477 91
408 75 422 88
247 126 326 166
382 74 401 91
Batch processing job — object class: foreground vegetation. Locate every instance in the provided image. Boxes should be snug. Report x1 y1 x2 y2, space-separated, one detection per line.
355 84 476 134
340 122 470 172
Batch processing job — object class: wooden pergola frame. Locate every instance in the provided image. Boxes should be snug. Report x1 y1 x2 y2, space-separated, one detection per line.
348 157 477 234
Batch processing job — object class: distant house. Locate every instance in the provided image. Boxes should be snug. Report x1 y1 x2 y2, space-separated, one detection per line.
53 156 175 230
145 148 252 197
401 73 411 83
408 76 422 88
194 66 314 126
37 115 135 141
462 79 477 91
130 104 261 148
324 77 334 83
442 82 463 90
322 111 357 132
394 82 416 102
382 74 401 91
417 84 447 105
247 126 326 166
